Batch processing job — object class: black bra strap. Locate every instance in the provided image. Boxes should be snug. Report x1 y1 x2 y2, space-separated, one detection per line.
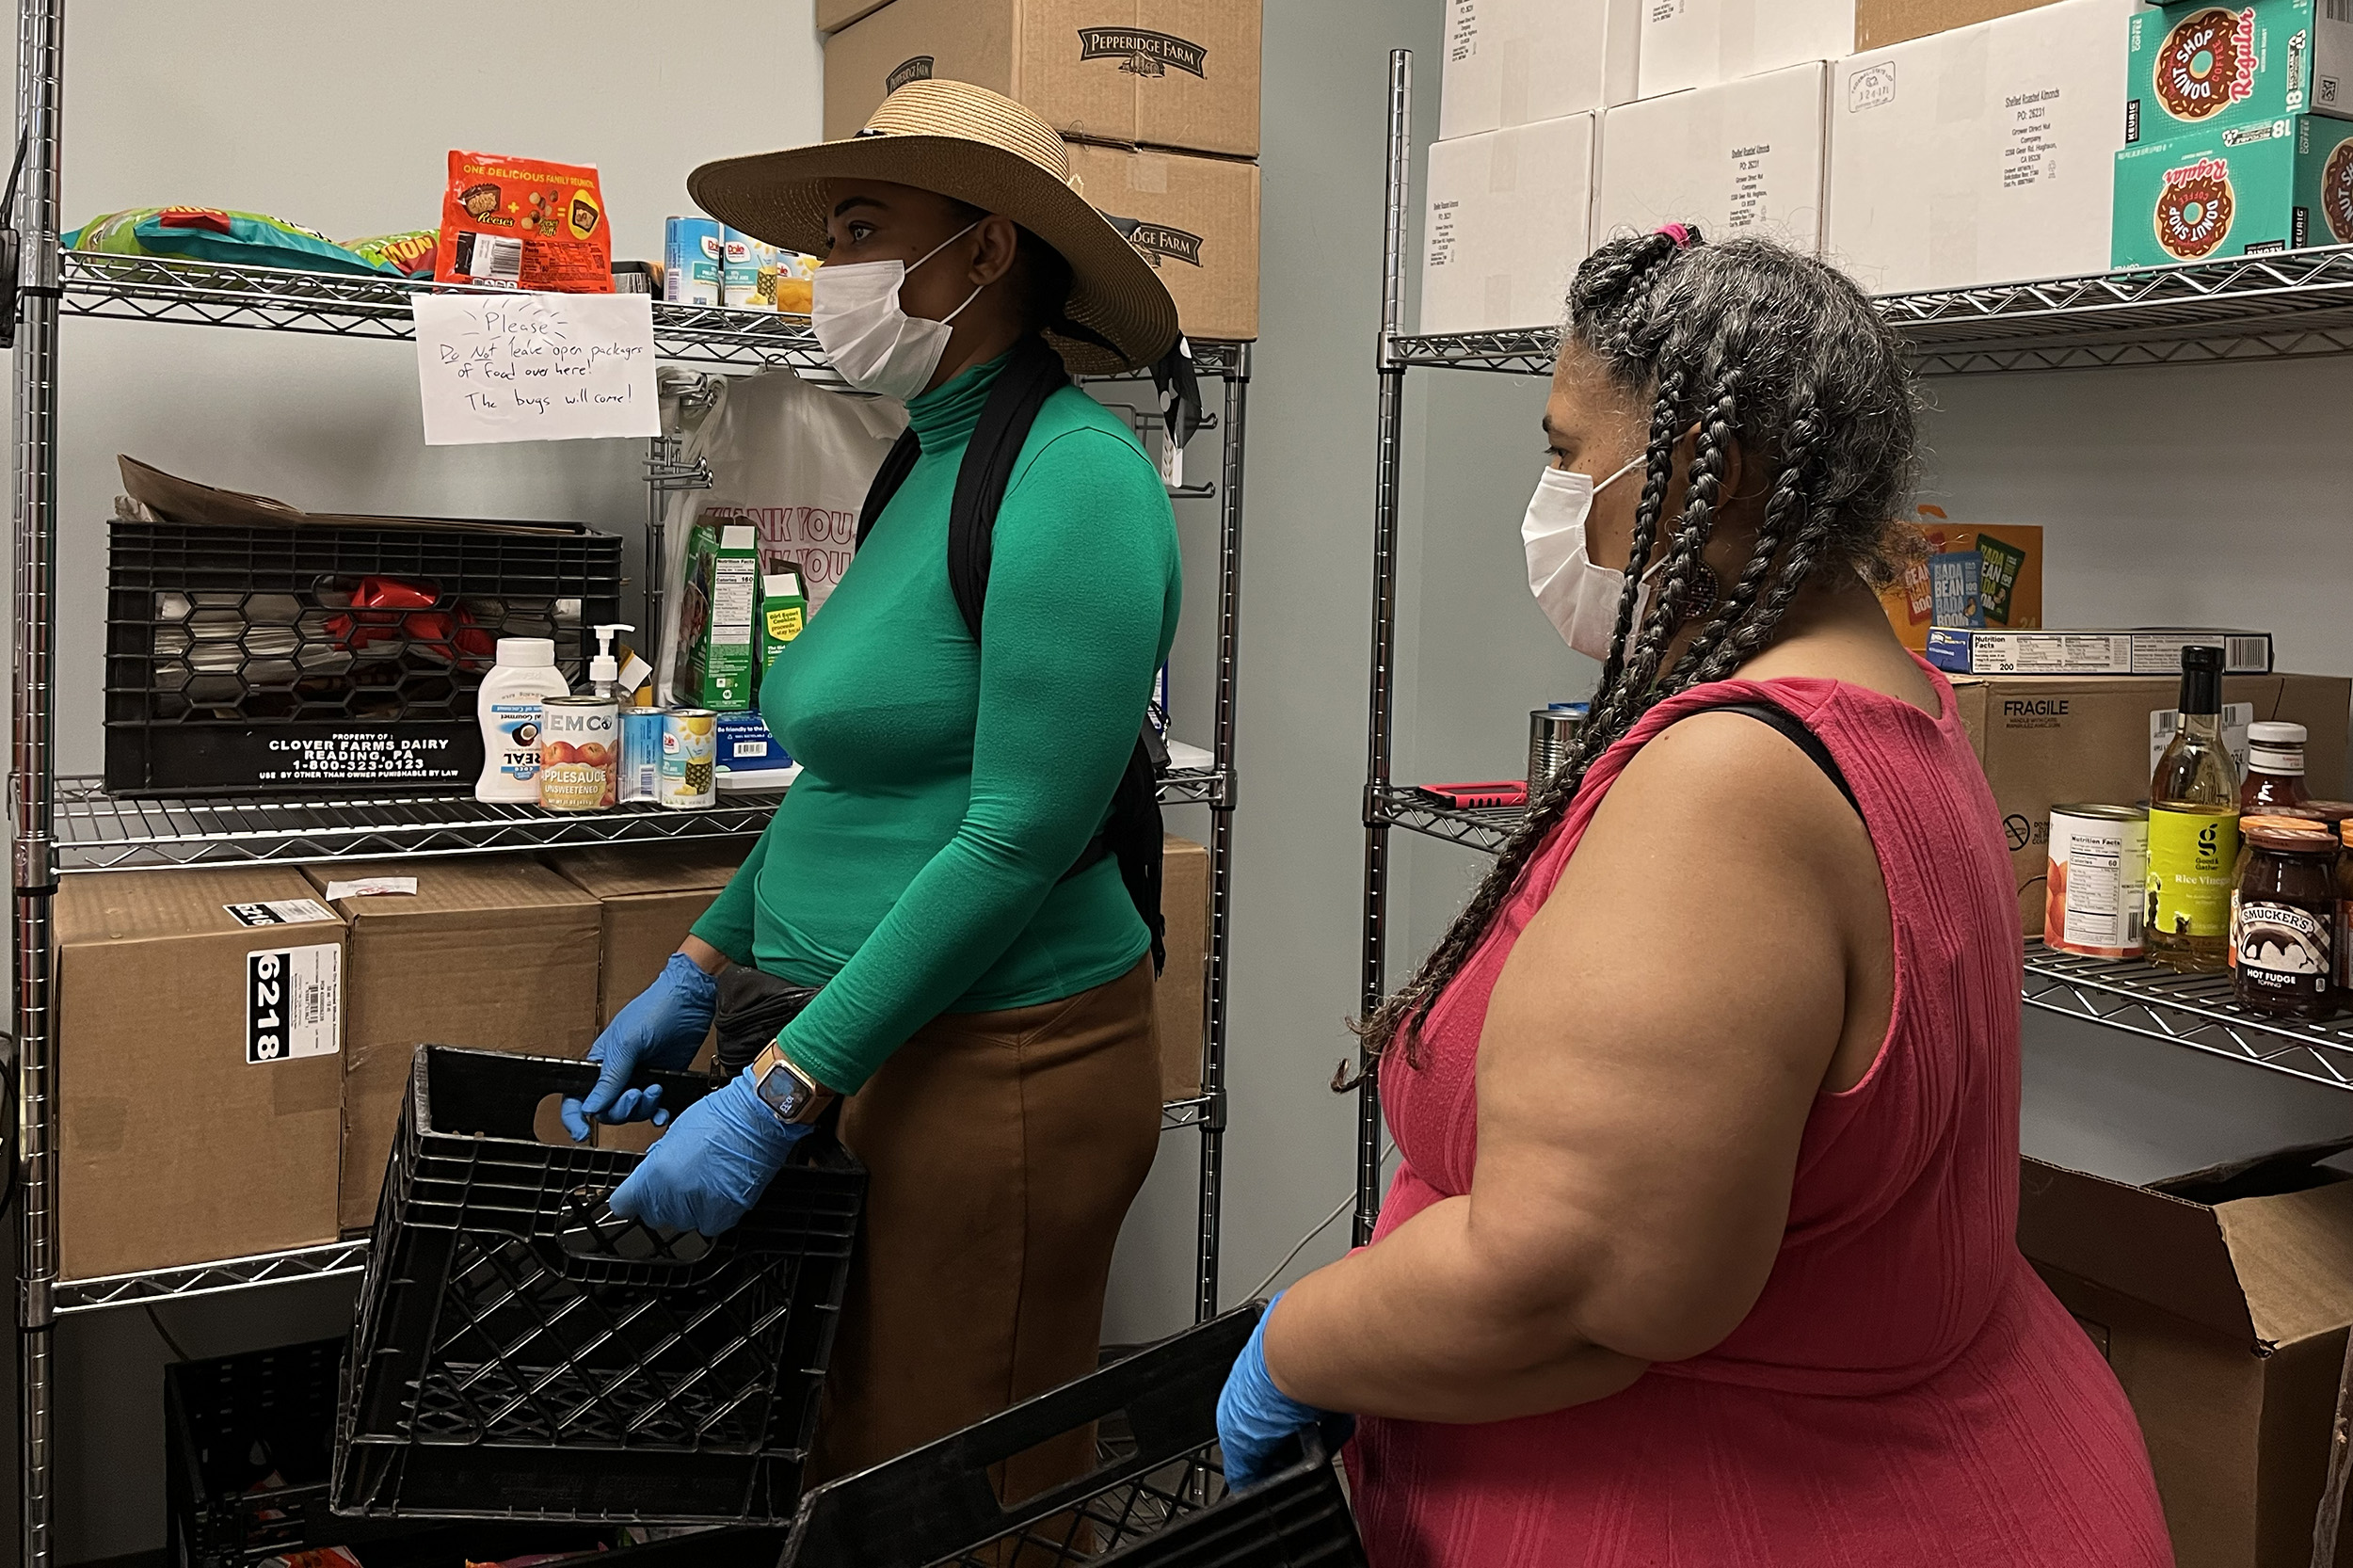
1705 700 1862 820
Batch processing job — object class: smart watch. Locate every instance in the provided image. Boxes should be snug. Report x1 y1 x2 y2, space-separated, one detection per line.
748 1040 836 1127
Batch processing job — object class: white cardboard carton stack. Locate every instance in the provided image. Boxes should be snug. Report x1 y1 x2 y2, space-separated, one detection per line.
1638 0 1855 99
1827 0 2137 295
1594 62 1833 253
1439 0 1642 138
1421 113 1600 336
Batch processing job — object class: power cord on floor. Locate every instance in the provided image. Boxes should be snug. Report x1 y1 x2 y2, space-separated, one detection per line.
1246 1142 1394 1303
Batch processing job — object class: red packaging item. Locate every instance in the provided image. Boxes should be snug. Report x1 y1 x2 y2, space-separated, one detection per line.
434 150 612 293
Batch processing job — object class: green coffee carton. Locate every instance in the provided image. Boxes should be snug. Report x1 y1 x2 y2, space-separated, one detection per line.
675 519 760 712
2112 115 2353 265
2127 1 2353 145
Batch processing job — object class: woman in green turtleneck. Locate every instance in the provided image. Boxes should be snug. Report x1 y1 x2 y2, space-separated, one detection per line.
580 82 1188 1496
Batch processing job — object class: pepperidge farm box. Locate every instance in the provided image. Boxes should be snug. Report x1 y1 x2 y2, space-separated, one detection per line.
2125 0 2353 145
1829 0 2136 294
1420 113 1598 334
2112 114 2353 265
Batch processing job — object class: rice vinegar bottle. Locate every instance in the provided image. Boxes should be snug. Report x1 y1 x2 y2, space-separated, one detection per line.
2146 646 2241 973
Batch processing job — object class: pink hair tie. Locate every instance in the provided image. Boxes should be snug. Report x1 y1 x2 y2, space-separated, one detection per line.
1656 223 1694 248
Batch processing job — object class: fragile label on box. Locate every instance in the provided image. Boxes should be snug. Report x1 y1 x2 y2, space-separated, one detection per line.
223 899 337 927
245 943 340 1064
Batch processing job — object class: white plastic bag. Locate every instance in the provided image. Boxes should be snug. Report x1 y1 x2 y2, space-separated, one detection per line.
655 370 904 706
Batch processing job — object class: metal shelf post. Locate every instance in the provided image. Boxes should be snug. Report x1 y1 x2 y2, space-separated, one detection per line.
14 2 61 1560
1354 50 1413 1248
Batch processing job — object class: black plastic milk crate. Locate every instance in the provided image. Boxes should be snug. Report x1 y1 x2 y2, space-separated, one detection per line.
104 519 623 795
332 1046 866 1524
781 1304 1367 1568
165 1336 611 1568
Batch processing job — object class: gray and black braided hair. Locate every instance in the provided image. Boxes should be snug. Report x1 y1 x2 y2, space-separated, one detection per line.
1359 227 1920 1065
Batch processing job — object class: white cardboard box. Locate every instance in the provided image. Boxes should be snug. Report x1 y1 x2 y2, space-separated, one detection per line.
1421 113 1600 334
1593 62 1830 250
1639 0 1853 100
1440 0 1642 140
1829 0 2134 295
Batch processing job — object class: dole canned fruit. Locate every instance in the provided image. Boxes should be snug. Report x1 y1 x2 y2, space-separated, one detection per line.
661 709 717 810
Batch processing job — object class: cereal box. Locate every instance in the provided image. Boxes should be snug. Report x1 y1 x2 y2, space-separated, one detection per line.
435 151 613 294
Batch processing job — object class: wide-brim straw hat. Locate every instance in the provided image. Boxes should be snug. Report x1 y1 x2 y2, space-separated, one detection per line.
688 79 1179 377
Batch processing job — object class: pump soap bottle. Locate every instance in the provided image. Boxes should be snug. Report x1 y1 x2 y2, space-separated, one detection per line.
590 623 634 701
2146 644 2242 973
475 637 569 803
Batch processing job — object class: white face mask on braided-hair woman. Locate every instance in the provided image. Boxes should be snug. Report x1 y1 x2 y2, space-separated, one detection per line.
1521 454 1654 660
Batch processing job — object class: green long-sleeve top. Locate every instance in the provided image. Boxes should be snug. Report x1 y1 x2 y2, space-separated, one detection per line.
690 352 1181 1093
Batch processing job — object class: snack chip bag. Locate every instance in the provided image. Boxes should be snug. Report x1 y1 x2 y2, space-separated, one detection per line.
341 229 439 278
68 207 386 277
434 151 612 293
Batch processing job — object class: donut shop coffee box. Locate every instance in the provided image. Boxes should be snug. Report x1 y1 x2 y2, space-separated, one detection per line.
2111 114 2353 264
1829 0 2137 295
2124 1 2353 146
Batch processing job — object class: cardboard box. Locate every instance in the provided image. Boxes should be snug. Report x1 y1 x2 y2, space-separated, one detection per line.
1638 0 1851 100
1829 0 2135 296
818 0 893 35
546 843 744 1030
823 0 1262 159
1419 113 1598 335
1594 62 1831 255
2020 1146 2353 1567
1878 519 2044 651
56 870 345 1279
2112 115 2353 266
1949 672 2351 933
310 858 601 1231
1064 139 1259 341
1438 0 1641 141
2126 1 2353 145
1854 0 2069 49
1157 834 1210 1102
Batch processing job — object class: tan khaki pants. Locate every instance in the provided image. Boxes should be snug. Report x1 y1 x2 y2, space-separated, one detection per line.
808 957 1162 1507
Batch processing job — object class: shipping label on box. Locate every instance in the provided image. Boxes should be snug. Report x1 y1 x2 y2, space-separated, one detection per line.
1065 140 1259 341
1640 0 1853 98
2111 113 2353 264
2125 0 2353 144
824 0 1263 159
245 943 340 1064
1595 62 1830 250
1420 113 1598 335
1830 0 2134 295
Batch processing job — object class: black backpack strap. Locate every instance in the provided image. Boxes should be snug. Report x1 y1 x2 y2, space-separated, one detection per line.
855 426 922 551
944 332 1071 639
1704 699 1861 819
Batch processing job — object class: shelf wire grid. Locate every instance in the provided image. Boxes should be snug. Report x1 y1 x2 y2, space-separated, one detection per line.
2021 939 2353 1093
56 762 1226 872
1371 783 1524 855
1392 244 2353 377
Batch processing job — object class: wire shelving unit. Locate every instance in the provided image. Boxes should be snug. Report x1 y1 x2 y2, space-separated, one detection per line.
9 19 1251 1557
1351 48 2353 1250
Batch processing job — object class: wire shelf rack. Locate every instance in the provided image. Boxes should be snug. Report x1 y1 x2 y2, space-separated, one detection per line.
1371 783 1524 855
2022 939 2353 1095
57 763 1229 872
1391 244 2353 377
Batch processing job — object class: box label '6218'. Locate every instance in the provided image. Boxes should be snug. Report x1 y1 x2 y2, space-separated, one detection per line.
246 943 341 1064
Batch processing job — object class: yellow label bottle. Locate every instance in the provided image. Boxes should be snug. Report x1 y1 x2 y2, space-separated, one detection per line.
2148 805 2239 937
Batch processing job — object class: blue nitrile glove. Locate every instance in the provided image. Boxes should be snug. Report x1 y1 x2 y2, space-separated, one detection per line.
1216 1293 1355 1494
561 952 718 1142
605 1069 808 1238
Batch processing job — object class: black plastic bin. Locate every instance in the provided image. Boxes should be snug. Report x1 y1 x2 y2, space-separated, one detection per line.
332 1047 866 1525
165 1335 609 1567
104 518 623 794
781 1304 1367 1567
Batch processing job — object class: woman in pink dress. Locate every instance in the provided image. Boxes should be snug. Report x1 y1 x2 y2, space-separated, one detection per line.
1216 227 2174 1566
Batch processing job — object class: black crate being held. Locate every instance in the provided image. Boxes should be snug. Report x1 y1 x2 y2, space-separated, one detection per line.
104 520 622 795
782 1304 1367 1568
333 1047 866 1525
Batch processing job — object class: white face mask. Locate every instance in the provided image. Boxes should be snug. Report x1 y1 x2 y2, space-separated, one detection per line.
1522 453 1657 660
810 220 985 401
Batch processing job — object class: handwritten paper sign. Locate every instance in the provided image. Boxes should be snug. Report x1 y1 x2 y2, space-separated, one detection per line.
412 291 659 445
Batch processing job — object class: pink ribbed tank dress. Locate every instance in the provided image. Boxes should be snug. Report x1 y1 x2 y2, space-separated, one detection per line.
1348 664 2173 1567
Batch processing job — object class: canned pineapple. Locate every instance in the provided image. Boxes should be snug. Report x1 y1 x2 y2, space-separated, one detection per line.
660 708 717 810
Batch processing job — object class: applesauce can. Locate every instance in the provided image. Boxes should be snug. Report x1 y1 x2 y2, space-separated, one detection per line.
660 708 718 810
2045 805 2149 959
618 705 665 804
538 694 618 811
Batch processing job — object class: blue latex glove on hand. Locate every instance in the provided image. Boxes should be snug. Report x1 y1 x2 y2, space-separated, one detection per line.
605 1070 808 1238
561 951 719 1142
1216 1293 1355 1494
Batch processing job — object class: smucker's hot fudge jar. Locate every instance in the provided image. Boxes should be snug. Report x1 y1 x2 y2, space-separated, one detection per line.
2233 820 2340 1020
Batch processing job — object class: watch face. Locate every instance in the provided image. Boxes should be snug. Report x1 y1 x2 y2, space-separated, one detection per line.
757 1064 803 1119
